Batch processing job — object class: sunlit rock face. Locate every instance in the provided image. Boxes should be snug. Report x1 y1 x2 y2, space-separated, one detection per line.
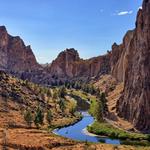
0 26 39 72
49 48 80 78
0 26 9 69
49 48 111 80
115 0 150 132
0 27 111 84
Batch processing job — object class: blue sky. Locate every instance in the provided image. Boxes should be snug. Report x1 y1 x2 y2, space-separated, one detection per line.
0 0 142 63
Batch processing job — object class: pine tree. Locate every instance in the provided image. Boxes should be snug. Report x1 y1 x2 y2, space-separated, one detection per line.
100 92 108 114
147 134 150 142
47 89 52 97
58 86 66 98
59 99 65 112
52 90 58 100
95 101 104 122
96 88 101 98
34 107 44 128
24 109 33 127
46 110 52 125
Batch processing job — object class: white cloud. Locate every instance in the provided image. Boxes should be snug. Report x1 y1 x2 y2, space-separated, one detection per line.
117 10 133 16
139 6 142 10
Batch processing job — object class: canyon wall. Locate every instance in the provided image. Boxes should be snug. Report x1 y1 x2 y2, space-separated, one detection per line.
49 48 111 80
112 0 150 132
0 27 111 83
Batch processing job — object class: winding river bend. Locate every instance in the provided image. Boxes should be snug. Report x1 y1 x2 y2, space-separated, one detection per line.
53 112 121 145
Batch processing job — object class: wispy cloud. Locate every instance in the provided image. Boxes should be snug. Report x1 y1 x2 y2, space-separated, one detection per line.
117 10 133 16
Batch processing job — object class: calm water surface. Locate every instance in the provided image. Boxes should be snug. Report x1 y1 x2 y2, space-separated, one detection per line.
53 112 120 145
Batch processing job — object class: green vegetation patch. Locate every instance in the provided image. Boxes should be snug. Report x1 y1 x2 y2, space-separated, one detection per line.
71 90 90 101
87 121 149 142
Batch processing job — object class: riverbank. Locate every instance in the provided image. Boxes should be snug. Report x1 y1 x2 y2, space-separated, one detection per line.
53 112 123 145
52 112 150 150
82 128 98 137
1 125 150 150
50 114 82 129
87 121 150 146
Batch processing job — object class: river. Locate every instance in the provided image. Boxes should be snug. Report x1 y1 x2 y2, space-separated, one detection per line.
53 112 121 145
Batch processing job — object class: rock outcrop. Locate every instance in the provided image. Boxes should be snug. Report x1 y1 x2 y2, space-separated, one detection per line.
113 0 150 132
49 48 111 80
0 26 47 85
49 48 80 78
0 28 111 83
0 26 39 72
110 30 134 82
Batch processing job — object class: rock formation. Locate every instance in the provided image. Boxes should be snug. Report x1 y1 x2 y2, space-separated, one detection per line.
0 26 39 72
113 0 150 132
0 27 111 84
110 30 134 82
49 48 80 78
0 26 48 85
49 48 111 80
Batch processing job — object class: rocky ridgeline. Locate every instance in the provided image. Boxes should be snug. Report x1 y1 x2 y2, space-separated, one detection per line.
0 26 40 71
49 48 111 80
0 0 150 132
0 26 111 84
0 26 53 85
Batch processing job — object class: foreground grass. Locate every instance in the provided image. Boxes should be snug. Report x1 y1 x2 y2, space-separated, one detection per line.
87 121 150 146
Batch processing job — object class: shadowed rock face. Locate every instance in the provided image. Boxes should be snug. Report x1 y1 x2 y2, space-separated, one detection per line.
0 26 39 72
114 0 150 132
